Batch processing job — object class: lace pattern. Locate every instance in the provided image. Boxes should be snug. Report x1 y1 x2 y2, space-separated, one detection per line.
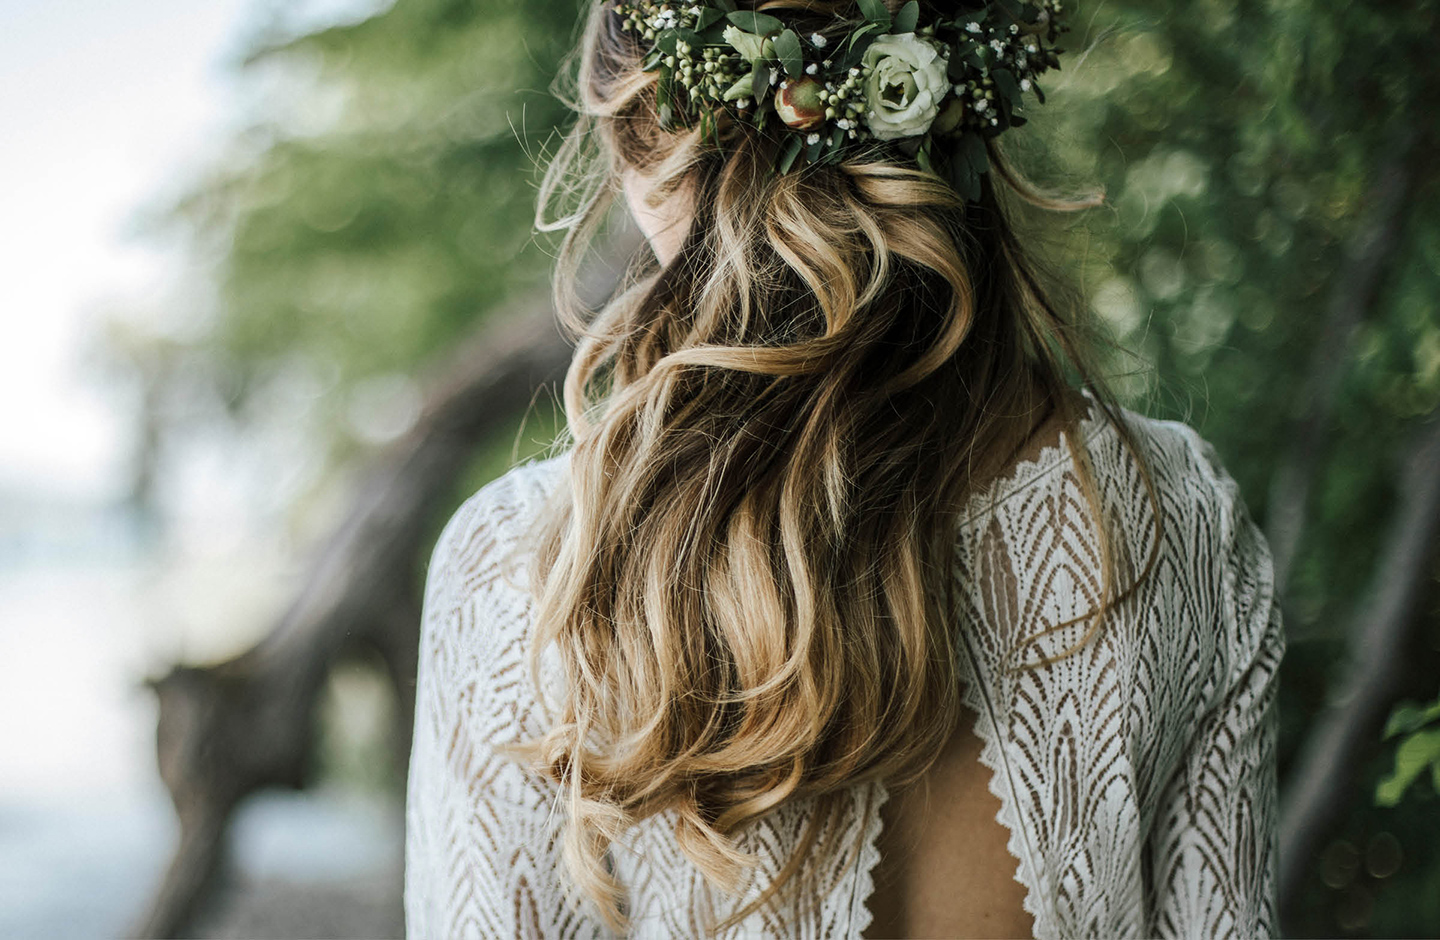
404 407 1283 939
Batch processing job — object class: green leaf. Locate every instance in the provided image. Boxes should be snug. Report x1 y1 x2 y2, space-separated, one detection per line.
774 29 804 77
1376 727 1440 806
805 133 824 164
726 10 784 35
951 162 980 202
995 0 1025 20
892 0 919 34
656 31 679 55
641 47 664 71
856 0 891 30
992 67 1021 103
916 137 933 173
698 20 730 44
778 134 804 174
750 58 771 103
959 130 989 175
694 6 723 31
1384 697 1440 738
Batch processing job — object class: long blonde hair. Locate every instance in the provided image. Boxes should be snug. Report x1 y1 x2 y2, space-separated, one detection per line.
518 0 1144 929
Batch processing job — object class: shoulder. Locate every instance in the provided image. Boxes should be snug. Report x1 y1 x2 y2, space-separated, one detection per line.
1095 407 1266 581
421 451 571 626
1088 407 1283 679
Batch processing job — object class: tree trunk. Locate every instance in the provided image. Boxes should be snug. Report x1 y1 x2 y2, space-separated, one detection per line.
1276 414 1440 922
1265 131 1417 594
126 222 643 936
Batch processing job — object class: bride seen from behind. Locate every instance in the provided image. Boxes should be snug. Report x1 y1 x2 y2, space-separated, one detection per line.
403 0 1284 937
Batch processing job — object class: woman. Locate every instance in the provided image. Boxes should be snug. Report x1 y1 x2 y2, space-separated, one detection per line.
404 0 1284 936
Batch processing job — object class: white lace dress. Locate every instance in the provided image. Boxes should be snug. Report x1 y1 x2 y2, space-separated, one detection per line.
404 407 1284 939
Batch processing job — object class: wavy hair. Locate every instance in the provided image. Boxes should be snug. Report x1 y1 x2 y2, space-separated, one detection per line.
516 0 1149 929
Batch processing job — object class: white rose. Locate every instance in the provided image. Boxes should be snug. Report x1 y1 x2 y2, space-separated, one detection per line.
860 33 949 140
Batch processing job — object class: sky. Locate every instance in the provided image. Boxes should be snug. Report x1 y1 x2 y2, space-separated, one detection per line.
0 0 382 504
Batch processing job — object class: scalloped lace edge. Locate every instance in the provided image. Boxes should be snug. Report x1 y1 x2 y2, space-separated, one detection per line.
846 416 1111 940
848 780 890 937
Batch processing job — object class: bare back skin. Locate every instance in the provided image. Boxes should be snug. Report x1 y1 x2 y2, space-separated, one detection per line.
863 711 1034 939
863 402 1073 939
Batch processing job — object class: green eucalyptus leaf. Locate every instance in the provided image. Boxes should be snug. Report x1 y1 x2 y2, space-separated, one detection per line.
694 6 723 31
916 137 934 173
775 29 804 77
656 30 679 55
892 1 919 34
952 162 980 202
778 134 804 174
699 20 730 43
995 0 1025 20
856 0 891 30
992 67 1022 103
847 21 881 50
750 58 772 103
726 10 784 35
805 133 824 164
959 130 988 175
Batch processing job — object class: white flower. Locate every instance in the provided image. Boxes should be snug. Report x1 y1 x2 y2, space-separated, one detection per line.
974 98 988 112
806 132 821 144
810 32 827 47
1020 78 1032 91
806 62 818 74
965 21 982 34
860 33 949 140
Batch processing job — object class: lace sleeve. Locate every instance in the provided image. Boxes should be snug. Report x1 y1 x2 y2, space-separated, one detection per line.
1145 462 1285 939
403 473 606 939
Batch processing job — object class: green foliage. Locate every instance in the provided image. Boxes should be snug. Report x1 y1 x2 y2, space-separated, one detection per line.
151 0 583 470
1377 694 1440 807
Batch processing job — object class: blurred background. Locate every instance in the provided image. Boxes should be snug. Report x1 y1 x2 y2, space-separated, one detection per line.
2 0 1437 936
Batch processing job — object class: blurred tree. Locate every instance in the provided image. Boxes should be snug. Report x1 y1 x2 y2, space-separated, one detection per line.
121 0 1440 935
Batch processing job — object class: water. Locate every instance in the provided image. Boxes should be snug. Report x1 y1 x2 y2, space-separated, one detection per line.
0 504 402 938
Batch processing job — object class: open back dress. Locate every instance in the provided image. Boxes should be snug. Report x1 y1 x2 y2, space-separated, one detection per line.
402 404 1284 939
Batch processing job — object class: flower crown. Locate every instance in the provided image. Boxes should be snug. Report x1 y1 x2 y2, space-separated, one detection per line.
612 0 1066 199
